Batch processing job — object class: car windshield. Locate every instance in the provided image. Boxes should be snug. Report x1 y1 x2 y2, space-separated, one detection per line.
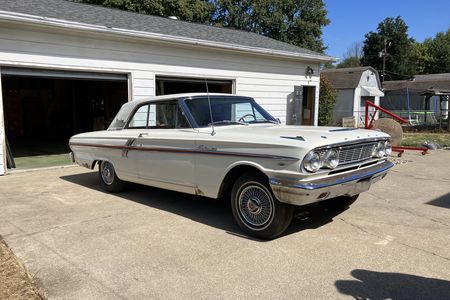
184 97 276 127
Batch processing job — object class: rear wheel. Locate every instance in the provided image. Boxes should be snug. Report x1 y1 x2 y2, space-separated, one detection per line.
99 161 125 193
320 195 359 211
231 172 293 239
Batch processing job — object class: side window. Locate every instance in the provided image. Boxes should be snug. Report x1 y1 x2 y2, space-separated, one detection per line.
128 101 190 129
128 104 149 128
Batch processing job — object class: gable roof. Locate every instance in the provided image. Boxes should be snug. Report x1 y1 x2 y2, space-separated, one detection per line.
0 0 333 62
383 73 450 92
321 67 380 89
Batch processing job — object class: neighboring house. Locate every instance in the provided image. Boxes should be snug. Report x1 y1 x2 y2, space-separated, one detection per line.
322 67 384 126
382 73 450 124
0 0 334 175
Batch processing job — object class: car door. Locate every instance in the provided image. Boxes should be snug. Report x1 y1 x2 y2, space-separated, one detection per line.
129 100 197 194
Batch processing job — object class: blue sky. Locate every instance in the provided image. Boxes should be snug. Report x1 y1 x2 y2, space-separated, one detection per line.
323 0 450 60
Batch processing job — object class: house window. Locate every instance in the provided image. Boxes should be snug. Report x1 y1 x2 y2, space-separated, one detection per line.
361 96 375 107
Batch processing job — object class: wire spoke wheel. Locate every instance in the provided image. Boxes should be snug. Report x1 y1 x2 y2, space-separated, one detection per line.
100 161 115 185
238 184 274 228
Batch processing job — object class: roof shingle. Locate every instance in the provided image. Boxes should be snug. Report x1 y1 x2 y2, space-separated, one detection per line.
0 0 332 60
321 67 379 89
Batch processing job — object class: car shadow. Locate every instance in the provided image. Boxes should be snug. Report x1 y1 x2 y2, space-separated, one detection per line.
426 192 450 209
60 171 345 241
335 269 450 300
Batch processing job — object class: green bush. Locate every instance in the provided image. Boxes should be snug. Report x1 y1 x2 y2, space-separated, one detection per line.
318 75 337 126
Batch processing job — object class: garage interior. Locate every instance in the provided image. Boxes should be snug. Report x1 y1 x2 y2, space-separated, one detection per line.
1 68 128 170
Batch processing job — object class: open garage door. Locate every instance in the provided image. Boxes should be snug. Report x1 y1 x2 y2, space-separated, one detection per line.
1 67 128 170
156 76 233 95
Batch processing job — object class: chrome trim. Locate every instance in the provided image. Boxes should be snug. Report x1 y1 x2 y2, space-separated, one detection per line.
314 137 389 151
269 161 394 206
300 138 390 174
69 142 299 161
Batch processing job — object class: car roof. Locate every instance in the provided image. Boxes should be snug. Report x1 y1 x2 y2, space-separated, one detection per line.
123 93 249 107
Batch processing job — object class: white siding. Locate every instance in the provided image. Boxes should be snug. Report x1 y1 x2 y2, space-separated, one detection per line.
355 70 382 126
0 67 4 175
0 21 322 174
332 89 354 125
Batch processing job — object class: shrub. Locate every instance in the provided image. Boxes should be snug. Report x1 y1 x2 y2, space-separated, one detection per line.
318 75 337 126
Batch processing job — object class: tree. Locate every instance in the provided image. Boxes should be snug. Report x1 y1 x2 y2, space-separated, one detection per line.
361 17 416 80
318 74 337 126
76 0 215 23
211 0 330 53
336 42 362 68
423 29 450 74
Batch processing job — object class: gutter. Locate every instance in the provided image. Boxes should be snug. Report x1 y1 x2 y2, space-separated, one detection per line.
0 10 337 63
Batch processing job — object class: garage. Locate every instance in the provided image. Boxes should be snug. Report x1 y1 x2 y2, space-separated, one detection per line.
1 68 128 170
0 0 334 175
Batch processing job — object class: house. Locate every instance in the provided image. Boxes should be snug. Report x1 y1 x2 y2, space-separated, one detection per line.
0 0 334 175
321 67 384 126
381 73 450 124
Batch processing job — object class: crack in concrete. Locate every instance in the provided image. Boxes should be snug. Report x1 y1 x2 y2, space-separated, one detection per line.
364 191 449 228
339 217 450 262
389 170 450 183
5 221 128 300
4 208 144 239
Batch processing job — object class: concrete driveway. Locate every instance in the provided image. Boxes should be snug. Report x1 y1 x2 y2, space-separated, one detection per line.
1 151 449 299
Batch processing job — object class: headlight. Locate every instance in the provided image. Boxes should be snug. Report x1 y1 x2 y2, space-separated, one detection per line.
372 141 386 158
385 140 392 156
303 151 322 172
323 149 339 169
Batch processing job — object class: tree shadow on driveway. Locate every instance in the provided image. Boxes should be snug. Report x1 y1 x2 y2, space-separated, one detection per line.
60 171 346 241
426 192 450 209
335 269 450 300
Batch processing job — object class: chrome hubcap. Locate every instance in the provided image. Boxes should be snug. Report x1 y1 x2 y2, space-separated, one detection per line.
101 162 114 185
238 184 273 227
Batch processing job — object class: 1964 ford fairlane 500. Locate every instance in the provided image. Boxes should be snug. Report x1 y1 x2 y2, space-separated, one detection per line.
69 93 394 239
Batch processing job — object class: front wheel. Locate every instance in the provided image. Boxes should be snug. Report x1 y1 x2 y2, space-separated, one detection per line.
99 161 125 193
231 172 293 239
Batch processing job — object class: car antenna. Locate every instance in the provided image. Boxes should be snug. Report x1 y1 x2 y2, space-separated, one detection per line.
205 78 216 136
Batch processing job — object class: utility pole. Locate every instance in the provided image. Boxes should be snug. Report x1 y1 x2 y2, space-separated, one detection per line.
379 38 390 82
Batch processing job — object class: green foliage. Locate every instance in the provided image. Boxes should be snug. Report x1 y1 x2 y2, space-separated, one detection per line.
214 0 330 53
360 16 450 78
76 0 215 23
337 42 362 68
423 29 450 74
336 56 360 68
318 75 337 126
77 0 330 53
361 16 417 80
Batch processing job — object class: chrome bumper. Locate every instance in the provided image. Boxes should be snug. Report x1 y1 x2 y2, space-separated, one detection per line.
269 161 394 206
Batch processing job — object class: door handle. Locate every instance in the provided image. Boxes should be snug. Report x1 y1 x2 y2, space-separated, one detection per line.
138 132 148 137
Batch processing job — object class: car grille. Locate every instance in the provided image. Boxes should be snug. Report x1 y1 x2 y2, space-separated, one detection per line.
338 142 376 165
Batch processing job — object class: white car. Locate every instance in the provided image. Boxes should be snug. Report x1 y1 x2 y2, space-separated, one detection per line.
69 93 394 239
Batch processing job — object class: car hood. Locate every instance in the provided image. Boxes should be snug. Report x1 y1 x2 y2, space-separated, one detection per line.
205 124 390 149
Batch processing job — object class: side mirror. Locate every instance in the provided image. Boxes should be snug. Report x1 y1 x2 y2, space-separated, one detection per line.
276 118 281 124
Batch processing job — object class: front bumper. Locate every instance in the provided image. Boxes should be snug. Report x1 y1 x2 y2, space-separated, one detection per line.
269 160 394 206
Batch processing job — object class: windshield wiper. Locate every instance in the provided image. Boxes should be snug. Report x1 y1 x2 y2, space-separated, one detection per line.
208 120 248 126
249 119 279 124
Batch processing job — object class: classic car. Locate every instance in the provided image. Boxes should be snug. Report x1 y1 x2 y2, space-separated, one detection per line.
69 93 394 239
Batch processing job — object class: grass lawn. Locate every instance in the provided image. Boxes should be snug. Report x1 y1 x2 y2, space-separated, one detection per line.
402 133 450 147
